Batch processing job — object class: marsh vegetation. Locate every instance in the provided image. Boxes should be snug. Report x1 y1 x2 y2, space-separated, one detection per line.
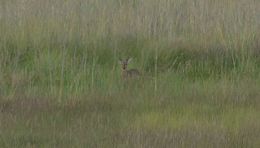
0 0 259 147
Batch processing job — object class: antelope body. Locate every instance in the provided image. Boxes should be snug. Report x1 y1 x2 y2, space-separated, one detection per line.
119 58 140 79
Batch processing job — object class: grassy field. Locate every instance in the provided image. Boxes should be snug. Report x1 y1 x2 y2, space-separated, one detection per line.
0 0 260 147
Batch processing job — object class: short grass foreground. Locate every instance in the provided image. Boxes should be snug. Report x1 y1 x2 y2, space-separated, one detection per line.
0 0 260 147
0 77 260 147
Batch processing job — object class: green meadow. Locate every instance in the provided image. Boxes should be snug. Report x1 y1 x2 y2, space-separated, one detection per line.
0 0 259 147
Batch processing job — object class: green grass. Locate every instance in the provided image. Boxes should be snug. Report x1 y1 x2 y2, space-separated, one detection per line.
0 0 260 147
1 78 259 147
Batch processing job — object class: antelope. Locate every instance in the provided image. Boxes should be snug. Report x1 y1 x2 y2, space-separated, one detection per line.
119 58 141 79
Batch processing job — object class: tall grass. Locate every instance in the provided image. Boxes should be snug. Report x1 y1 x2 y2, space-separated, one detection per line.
0 0 260 147
0 0 259 97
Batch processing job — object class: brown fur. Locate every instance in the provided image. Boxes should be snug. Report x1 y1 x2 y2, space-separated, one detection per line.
119 58 140 79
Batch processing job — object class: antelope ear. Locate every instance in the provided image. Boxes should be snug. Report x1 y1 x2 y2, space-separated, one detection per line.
119 58 123 63
127 58 132 63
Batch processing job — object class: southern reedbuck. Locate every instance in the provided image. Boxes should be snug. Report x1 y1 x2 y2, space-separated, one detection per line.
119 58 141 79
